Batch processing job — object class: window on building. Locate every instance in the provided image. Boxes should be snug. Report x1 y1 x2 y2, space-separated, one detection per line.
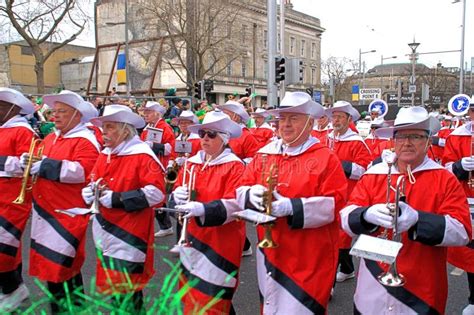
311 68 316 84
277 33 281 53
311 42 316 59
21 46 32 56
263 60 268 79
242 24 248 42
263 30 268 48
300 39 306 57
290 37 295 55
242 58 247 77
227 60 233 76
301 67 305 83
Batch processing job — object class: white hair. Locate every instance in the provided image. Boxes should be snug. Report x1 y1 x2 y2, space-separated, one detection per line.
120 122 137 140
217 132 230 145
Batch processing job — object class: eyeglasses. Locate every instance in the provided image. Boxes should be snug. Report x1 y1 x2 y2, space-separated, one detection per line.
198 129 218 139
394 134 428 143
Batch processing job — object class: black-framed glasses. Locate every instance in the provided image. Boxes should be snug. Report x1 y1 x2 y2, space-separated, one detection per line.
198 129 218 139
394 134 428 143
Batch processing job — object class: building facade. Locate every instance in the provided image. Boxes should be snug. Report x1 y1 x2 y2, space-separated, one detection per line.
0 40 95 94
93 0 324 106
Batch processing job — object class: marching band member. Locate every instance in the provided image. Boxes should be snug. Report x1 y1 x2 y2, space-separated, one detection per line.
174 110 201 163
341 106 471 314
364 117 391 160
217 100 259 162
442 102 474 315
431 115 453 163
23 90 100 313
171 110 245 314
141 101 175 236
83 105 165 312
237 92 347 314
250 108 274 148
0 88 36 312
141 101 176 166
310 113 332 144
326 101 372 283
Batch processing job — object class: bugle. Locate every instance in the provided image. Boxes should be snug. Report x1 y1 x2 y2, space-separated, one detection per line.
13 137 43 205
377 175 406 287
258 155 278 249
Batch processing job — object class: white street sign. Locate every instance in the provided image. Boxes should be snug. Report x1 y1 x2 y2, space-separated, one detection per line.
409 85 416 93
359 88 381 100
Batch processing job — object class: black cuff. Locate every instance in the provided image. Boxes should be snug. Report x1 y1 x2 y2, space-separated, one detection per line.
196 200 227 227
152 143 165 156
348 207 378 235
408 210 445 246
112 189 150 212
39 158 62 181
431 136 440 146
0 156 7 172
371 156 383 166
341 160 352 178
452 159 470 181
244 188 258 211
287 198 303 229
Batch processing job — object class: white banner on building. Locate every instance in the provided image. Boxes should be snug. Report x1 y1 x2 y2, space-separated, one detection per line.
359 88 381 100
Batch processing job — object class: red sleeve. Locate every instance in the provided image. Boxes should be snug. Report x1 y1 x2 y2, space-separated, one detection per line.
352 141 372 168
442 136 461 165
223 162 246 199
139 155 165 193
242 131 260 158
74 139 100 179
14 128 36 156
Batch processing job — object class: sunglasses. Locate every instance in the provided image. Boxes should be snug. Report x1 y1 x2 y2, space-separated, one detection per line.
198 129 218 139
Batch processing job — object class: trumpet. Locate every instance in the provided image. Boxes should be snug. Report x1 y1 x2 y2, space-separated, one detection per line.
175 162 196 248
90 178 105 214
258 154 278 249
13 137 44 205
378 175 406 287
468 124 474 190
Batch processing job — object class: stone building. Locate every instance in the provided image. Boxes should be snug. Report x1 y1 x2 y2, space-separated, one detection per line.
0 40 95 94
93 0 324 106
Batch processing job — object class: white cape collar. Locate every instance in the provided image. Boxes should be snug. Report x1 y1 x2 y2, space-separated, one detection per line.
258 136 320 156
366 156 443 175
0 115 34 132
188 148 242 166
54 123 100 151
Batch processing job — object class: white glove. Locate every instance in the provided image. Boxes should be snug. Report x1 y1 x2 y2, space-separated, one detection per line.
381 150 397 164
461 156 474 171
99 189 113 208
397 201 419 233
167 160 175 169
81 185 94 205
177 202 205 219
363 204 393 228
248 184 266 211
20 153 45 175
173 185 189 205
271 191 293 217
175 156 187 166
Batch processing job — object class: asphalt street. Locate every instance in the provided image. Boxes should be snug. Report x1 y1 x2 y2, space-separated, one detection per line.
16 220 470 314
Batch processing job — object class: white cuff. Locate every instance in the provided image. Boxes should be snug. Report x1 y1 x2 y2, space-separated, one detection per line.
141 184 165 206
349 162 366 180
439 215 470 246
60 160 85 184
4 156 22 174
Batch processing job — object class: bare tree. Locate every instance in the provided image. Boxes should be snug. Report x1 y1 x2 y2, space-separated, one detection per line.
0 0 90 93
143 0 249 88
321 56 357 102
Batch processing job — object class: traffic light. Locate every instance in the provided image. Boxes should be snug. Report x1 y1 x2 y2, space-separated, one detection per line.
204 80 214 93
245 86 252 97
194 81 203 100
275 57 286 83
305 87 314 97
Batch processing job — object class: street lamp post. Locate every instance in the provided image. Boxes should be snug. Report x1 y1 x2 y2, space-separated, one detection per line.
359 48 376 105
452 0 467 94
124 0 130 96
408 40 420 106
380 55 397 95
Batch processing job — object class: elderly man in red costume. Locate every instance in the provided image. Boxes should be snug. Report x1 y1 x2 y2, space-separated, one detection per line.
442 101 474 315
250 108 274 149
168 110 245 314
82 105 165 312
341 106 471 314
236 92 347 314
326 101 372 283
21 90 100 314
0 88 36 312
